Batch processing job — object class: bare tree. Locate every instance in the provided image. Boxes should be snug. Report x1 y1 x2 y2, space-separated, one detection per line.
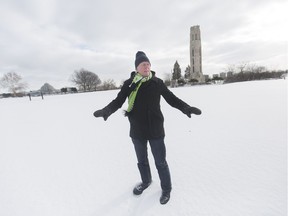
0 72 28 96
225 64 236 73
237 62 248 73
246 64 267 73
71 68 101 91
102 79 117 90
161 72 171 86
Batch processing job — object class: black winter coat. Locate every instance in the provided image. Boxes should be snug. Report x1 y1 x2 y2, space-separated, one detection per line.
104 71 190 139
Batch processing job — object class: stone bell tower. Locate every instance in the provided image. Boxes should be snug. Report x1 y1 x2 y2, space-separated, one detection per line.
190 25 205 82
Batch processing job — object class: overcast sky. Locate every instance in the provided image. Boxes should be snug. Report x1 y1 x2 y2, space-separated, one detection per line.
0 0 287 90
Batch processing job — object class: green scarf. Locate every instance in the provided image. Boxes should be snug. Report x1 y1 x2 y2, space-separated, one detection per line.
126 72 152 113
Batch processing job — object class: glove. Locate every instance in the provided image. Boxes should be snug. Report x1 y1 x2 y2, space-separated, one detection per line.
183 106 202 118
93 108 111 121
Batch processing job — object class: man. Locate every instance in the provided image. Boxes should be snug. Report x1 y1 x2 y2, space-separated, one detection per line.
93 51 201 204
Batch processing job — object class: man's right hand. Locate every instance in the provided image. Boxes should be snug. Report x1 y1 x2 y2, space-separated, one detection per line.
183 106 202 118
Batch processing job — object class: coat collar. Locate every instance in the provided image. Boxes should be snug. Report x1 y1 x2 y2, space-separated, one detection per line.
130 71 156 80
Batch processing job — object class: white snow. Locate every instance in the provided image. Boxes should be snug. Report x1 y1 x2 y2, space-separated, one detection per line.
0 79 287 216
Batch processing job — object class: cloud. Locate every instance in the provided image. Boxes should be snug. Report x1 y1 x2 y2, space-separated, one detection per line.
0 0 287 90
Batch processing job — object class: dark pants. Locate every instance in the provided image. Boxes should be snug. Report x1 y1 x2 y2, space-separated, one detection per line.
132 138 172 192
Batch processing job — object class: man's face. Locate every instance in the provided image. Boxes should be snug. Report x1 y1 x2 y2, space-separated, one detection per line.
137 62 151 77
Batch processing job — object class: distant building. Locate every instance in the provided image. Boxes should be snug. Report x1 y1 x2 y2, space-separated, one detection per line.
227 72 234 77
204 75 210 82
190 25 205 83
60 87 78 94
220 72 227 79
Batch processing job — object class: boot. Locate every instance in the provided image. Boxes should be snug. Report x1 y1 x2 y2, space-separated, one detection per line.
133 163 152 195
160 190 170 204
133 182 151 195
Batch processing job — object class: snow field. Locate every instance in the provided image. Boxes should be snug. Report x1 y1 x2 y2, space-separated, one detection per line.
0 79 287 216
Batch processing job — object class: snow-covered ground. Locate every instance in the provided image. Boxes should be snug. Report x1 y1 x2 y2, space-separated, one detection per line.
0 79 287 216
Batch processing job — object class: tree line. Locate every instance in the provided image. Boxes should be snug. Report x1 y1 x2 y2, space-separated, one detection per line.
1 63 287 97
166 61 204 86
165 61 287 86
0 68 117 97
222 62 287 83
70 68 117 92
224 71 287 83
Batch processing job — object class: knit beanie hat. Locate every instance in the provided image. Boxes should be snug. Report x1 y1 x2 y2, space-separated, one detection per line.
135 51 150 68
